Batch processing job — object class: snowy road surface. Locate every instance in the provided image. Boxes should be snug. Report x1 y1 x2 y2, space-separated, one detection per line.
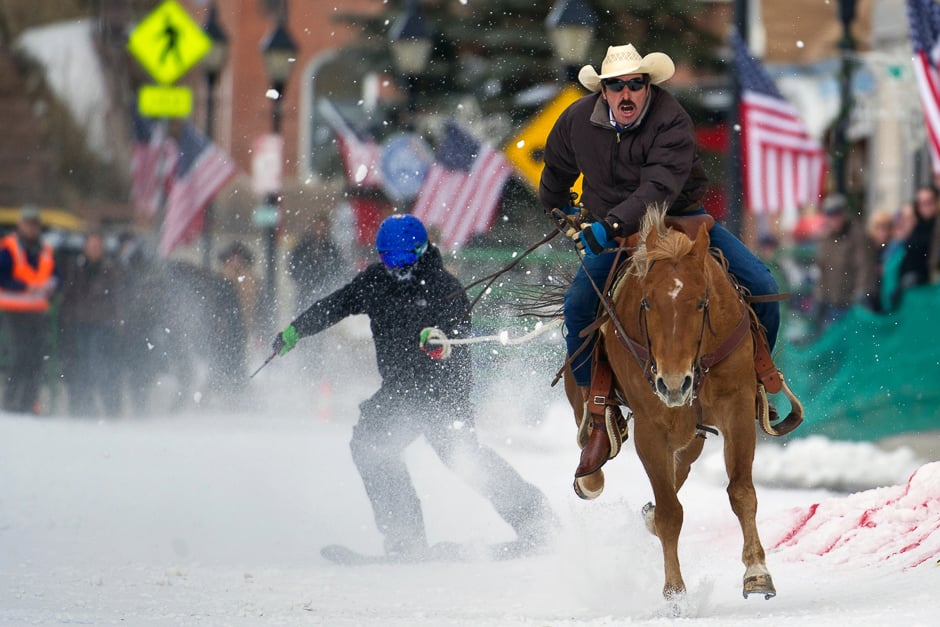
2 382 938 625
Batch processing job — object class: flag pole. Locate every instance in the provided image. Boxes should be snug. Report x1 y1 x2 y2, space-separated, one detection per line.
726 0 748 238
834 0 857 199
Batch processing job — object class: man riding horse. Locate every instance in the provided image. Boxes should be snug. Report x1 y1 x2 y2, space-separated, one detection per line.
539 44 782 481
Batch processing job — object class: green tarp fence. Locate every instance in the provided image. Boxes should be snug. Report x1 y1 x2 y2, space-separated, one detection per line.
776 283 940 441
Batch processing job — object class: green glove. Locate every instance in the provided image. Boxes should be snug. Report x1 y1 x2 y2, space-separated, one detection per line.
273 324 300 356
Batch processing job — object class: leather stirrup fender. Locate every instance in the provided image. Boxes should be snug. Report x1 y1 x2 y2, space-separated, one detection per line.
589 355 614 416
753 329 783 394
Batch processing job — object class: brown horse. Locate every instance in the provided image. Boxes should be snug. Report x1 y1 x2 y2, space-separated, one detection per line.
565 206 776 602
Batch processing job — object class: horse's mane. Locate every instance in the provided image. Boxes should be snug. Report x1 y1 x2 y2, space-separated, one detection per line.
628 203 694 279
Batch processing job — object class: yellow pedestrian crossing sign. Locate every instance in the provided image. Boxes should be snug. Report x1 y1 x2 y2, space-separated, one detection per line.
138 84 193 118
503 85 584 195
127 0 211 86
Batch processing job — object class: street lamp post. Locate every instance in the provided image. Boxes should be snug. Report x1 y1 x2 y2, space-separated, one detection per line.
834 0 857 199
546 0 597 83
259 12 298 331
727 0 750 237
201 1 228 268
388 0 433 123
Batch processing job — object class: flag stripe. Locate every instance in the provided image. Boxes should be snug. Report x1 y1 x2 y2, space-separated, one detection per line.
411 121 511 250
913 54 940 166
446 149 512 246
908 0 940 174
130 117 178 217
158 123 237 257
733 32 826 214
319 100 383 188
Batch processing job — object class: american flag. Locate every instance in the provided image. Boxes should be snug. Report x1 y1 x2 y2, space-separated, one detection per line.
907 0 940 174
732 31 826 214
411 120 512 250
318 99 383 189
318 100 389 245
130 115 178 217
158 123 237 258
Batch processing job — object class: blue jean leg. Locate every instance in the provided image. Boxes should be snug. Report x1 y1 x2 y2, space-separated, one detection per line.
705 221 780 350
564 251 624 387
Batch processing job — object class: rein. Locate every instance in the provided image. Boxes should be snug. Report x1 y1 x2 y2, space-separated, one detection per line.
450 229 560 318
549 229 642 386
615 262 752 402
546 211 774 389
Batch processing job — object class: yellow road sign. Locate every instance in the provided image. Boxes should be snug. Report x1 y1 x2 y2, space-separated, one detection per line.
503 85 584 197
0 207 85 232
138 84 193 118
127 0 211 85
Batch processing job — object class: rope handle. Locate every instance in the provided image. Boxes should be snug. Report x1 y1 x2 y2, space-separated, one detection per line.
419 318 563 360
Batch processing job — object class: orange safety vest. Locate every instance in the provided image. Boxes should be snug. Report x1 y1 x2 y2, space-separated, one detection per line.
0 233 55 313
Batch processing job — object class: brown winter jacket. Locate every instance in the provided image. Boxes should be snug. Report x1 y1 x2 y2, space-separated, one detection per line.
814 218 869 309
539 87 709 236
59 254 124 327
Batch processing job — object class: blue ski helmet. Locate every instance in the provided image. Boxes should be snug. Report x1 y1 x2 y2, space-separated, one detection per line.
375 214 429 269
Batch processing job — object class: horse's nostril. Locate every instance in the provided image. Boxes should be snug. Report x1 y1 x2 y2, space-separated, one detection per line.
656 378 669 396
682 375 693 394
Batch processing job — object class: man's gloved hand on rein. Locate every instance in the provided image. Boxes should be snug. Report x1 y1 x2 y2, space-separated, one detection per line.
559 201 580 216
272 324 300 356
573 219 620 257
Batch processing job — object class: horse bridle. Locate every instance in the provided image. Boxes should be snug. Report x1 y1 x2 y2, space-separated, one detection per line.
632 279 711 403
613 261 751 405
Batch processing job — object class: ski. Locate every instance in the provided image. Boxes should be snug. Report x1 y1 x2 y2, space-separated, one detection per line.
320 540 546 566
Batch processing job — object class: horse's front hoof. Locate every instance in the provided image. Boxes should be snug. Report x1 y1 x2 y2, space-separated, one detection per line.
573 472 604 500
663 586 688 616
743 572 776 599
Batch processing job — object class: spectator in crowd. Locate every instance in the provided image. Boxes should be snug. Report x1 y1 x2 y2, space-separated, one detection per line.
286 214 341 309
0 207 57 414
882 202 917 312
218 241 261 346
813 194 868 332
756 233 794 307
59 230 125 417
756 233 780 263
898 184 940 287
858 209 895 313
114 233 169 416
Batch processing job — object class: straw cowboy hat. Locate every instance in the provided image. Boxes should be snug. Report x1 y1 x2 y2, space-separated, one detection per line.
578 44 675 92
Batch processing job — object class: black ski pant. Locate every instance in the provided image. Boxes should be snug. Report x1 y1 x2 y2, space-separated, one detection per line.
349 384 550 553
2 311 47 414
61 322 123 418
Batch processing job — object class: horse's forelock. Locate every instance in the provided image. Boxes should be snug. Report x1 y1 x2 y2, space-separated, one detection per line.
630 203 692 279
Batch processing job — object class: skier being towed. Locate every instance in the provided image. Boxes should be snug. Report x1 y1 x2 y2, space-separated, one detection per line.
272 214 555 560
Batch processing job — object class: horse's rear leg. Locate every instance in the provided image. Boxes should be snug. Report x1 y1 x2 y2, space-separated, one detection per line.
723 425 775 599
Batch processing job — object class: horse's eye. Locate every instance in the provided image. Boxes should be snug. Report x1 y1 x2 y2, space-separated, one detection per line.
640 298 651 310
697 299 706 312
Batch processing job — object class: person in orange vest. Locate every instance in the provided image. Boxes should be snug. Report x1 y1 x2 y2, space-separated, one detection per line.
0 207 58 414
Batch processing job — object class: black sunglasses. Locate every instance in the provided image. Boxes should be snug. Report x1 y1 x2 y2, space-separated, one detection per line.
603 76 649 92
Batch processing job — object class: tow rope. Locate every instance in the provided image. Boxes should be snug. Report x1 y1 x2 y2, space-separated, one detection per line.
420 318 563 360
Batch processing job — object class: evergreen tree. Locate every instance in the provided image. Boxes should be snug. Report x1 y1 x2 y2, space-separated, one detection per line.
333 0 722 133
